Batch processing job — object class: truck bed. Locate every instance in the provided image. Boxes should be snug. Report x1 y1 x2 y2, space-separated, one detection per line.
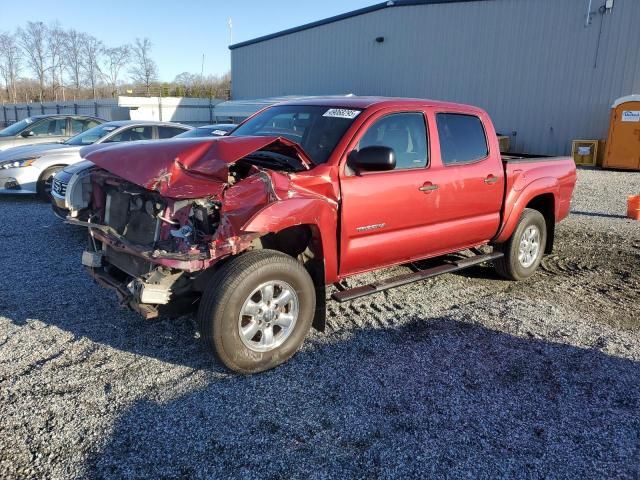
502 152 566 163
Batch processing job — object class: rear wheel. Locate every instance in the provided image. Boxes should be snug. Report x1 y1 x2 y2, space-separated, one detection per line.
37 166 63 201
494 208 547 281
197 249 316 374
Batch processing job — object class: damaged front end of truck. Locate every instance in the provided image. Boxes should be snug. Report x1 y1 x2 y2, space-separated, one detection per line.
67 136 333 319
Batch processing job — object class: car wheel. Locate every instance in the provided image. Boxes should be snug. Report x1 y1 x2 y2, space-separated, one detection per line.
37 166 63 201
198 249 316 374
494 208 547 281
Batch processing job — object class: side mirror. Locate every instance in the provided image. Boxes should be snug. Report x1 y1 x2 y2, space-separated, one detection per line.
20 130 34 138
348 146 396 173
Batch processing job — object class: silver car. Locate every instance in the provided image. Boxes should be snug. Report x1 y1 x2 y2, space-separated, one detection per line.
0 120 191 199
0 115 104 152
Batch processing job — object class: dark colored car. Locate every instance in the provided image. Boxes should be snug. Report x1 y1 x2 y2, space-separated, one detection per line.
174 124 236 138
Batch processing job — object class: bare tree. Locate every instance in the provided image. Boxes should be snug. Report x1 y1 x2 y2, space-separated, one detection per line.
48 22 66 100
0 31 21 103
17 21 48 102
65 29 84 96
129 38 157 96
102 45 129 97
81 34 103 99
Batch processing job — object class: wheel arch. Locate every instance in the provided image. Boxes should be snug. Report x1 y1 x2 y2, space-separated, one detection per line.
38 163 68 182
525 193 555 253
494 177 559 250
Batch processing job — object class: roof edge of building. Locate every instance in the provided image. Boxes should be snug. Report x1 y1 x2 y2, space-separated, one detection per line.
228 0 487 50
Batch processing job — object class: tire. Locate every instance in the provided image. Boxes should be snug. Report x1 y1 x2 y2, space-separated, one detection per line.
494 208 547 281
37 166 63 201
197 249 316 374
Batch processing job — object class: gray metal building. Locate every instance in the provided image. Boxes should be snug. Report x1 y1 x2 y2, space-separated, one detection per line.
230 0 640 155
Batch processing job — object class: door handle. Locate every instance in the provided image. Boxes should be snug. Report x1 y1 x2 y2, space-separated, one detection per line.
419 182 439 192
484 174 499 185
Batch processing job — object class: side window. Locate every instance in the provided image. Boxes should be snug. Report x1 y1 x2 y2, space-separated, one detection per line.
436 113 488 165
71 118 100 134
29 118 67 137
358 113 428 169
106 126 153 143
158 126 188 139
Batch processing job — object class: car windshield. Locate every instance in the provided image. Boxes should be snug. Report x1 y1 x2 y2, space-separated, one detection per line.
64 124 119 146
231 105 361 164
0 118 33 137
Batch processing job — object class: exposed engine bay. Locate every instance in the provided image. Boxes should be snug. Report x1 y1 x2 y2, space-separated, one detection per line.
66 135 332 319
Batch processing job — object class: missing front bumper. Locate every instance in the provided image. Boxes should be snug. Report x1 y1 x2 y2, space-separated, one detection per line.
86 266 161 320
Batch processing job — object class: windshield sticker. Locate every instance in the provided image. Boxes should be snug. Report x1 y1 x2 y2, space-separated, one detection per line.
102 126 116 131
212 130 228 136
25 118 33 124
323 108 361 119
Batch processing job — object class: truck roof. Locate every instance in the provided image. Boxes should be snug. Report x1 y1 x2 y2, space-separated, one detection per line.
277 96 485 114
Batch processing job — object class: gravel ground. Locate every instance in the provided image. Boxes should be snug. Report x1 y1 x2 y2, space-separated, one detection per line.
0 168 639 479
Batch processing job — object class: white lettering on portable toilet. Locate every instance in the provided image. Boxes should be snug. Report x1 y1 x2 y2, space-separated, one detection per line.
621 110 640 122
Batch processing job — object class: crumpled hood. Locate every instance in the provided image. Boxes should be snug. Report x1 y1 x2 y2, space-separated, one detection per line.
0 142 69 162
82 136 312 198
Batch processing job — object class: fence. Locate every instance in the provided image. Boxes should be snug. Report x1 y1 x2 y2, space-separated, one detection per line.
0 95 325 129
0 100 118 128
0 98 229 128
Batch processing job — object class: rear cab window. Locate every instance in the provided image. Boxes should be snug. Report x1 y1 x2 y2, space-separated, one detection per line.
436 113 488 165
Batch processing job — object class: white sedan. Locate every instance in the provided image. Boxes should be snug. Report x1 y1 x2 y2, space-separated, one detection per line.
0 120 191 199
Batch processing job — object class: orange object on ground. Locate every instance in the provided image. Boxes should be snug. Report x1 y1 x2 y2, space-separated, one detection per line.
628 195 640 220
604 95 640 171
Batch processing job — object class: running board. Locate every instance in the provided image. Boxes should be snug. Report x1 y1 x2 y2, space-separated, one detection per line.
331 252 503 303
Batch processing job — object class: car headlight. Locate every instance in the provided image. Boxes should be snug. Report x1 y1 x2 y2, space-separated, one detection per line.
0 158 36 169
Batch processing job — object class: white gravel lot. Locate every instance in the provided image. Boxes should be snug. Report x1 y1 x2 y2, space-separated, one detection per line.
0 167 639 479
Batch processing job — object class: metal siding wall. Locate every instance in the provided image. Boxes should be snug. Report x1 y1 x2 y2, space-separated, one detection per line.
231 0 640 155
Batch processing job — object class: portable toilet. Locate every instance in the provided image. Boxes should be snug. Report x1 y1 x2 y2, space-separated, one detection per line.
603 95 640 170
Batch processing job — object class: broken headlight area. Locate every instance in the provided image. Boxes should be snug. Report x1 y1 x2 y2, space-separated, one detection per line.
79 171 223 260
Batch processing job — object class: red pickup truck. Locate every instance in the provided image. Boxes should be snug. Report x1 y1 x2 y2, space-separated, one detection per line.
67 97 576 373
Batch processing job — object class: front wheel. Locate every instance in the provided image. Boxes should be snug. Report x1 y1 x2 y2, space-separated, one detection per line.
197 250 316 374
494 208 547 281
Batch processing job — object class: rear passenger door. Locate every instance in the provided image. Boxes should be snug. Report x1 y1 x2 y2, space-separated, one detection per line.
428 111 504 247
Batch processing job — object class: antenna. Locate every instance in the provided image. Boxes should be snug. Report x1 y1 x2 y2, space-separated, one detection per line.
228 18 233 45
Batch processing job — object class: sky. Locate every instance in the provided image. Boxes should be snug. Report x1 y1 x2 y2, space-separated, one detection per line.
2 0 375 82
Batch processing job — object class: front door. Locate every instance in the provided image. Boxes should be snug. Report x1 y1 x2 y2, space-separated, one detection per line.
339 111 435 275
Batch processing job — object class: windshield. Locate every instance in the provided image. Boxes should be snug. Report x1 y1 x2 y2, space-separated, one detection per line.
0 118 33 137
231 105 361 164
65 124 119 146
